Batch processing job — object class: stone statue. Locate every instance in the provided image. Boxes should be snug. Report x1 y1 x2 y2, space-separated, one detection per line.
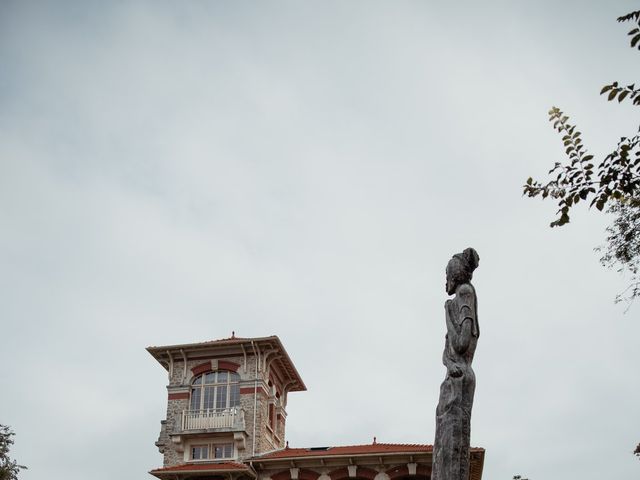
432 248 480 480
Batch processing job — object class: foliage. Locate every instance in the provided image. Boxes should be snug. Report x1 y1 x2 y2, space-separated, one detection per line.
597 198 640 305
523 111 640 227
523 10 640 304
513 476 529 480
635 442 640 459
0 425 26 480
618 10 640 25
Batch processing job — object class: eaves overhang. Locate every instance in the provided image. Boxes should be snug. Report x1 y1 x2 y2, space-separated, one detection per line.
147 335 306 392
149 461 256 479
250 444 484 480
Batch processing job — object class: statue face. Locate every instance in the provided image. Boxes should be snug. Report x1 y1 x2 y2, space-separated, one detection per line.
445 260 458 295
446 257 470 295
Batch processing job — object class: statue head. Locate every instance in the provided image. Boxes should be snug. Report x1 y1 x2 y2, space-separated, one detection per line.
445 247 480 295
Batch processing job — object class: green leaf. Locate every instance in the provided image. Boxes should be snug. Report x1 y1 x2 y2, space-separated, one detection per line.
619 90 630 102
632 33 640 47
600 85 613 94
608 89 618 101
559 213 570 225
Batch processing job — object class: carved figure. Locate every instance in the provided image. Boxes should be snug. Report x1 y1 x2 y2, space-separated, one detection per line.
432 248 480 480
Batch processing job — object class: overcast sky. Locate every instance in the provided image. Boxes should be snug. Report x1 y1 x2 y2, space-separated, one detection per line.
1 1 639 480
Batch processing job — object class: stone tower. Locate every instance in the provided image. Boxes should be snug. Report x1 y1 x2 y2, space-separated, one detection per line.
147 335 306 467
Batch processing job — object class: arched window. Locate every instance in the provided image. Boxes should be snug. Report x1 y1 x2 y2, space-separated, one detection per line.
190 371 240 411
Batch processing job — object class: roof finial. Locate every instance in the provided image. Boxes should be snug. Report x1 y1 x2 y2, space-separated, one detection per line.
286 441 290 449
232 331 235 338
373 436 377 445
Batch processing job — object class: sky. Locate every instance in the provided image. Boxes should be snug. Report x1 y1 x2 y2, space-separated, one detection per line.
1 1 639 479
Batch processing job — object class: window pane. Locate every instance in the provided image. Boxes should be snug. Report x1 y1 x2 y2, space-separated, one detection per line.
203 386 215 409
229 372 240 383
216 385 228 409
190 388 201 410
214 444 233 458
217 371 228 383
193 376 202 385
229 383 240 407
192 445 209 460
204 372 216 384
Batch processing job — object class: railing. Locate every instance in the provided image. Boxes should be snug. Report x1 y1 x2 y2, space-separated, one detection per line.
181 407 244 431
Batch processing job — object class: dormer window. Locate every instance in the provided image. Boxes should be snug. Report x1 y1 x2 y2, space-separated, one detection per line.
190 370 240 411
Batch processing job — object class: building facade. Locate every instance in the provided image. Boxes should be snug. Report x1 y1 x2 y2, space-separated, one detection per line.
147 335 485 480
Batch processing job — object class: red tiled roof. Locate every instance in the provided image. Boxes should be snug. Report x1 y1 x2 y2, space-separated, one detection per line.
205 336 251 343
254 443 436 459
150 461 251 475
147 335 255 350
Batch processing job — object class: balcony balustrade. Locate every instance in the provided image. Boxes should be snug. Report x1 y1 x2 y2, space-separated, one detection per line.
181 407 244 432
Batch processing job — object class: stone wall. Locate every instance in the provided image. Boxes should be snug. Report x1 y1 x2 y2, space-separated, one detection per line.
156 352 290 465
